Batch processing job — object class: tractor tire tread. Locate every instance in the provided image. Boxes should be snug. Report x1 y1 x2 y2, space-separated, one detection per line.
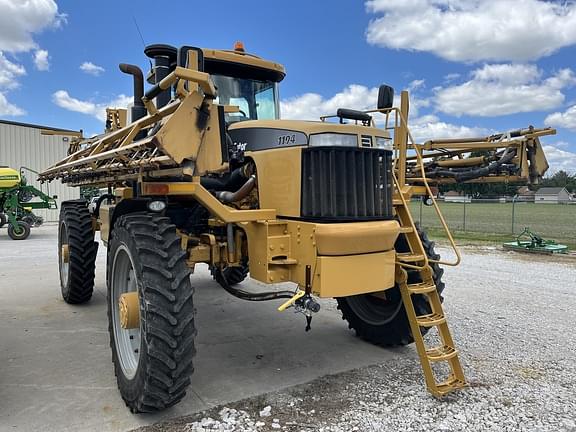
108 213 195 413
59 201 97 303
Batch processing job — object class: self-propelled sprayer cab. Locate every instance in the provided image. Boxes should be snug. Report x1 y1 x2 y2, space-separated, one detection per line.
139 42 285 124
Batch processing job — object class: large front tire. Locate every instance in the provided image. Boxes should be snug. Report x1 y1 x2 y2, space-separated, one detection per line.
58 201 98 304
107 213 196 413
337 227 444 346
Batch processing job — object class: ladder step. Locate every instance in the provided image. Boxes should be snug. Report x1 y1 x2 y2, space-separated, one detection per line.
399 227 414 234
393 199 403 205
397 253 425 262
426 345 458 362
407 281 436 294
415 312 446 327
434 376 467 396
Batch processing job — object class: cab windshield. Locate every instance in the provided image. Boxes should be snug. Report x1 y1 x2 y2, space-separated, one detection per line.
212 75 279 122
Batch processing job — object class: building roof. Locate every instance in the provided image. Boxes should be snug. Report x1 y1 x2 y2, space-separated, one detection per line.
517 186 535 195
535 187 567 195
0 118 79 133
444 190 462 196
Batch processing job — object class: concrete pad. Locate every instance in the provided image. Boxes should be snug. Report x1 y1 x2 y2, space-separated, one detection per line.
0 225 402 431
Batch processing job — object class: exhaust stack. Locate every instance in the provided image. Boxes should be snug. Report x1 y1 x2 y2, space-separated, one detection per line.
144 44 177 109
119 63 146 123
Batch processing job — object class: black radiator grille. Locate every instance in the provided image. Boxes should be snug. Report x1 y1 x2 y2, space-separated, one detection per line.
301 147 393 221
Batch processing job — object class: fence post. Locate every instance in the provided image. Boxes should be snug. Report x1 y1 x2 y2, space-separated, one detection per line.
463 200 466 231
511 194 517 234
419 198 423 226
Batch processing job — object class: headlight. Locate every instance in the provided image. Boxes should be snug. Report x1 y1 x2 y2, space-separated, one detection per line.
375 136 393 151
147 200 166 212
309 133 358 147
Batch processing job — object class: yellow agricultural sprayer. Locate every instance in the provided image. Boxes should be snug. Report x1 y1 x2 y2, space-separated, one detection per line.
39 42 554 412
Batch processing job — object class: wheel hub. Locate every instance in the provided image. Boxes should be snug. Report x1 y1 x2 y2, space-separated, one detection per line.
61 244 70 264
119 292 140 329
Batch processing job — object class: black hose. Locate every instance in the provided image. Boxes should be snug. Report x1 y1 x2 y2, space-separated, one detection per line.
213 269 294 301
425 148 517 182
215 175 256 203
94 194 115 217
200 166 248 191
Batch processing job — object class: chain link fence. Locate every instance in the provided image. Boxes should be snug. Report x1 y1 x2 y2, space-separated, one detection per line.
410 199 576 245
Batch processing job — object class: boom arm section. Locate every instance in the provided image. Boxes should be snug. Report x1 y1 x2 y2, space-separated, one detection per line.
38 68 224 186
406 127 554 186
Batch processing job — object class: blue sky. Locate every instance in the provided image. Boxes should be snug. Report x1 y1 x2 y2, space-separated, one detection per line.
1 0 576 172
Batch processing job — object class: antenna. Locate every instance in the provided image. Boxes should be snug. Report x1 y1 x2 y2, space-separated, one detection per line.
132 15 152 69
132 15 146 48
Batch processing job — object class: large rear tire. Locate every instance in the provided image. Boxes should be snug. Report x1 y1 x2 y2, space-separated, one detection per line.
336 226 444 346
107 213 196 413
58 201 98 304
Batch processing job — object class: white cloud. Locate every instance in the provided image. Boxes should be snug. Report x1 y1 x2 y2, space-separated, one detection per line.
444 73 461 83
281 84 486 143
366 0 576 63
0 0 65 53
281 85 379 120
409 114 488 142
0 52 25 115
553 141 571 149
52 90 131 122
281 84 432 121
0 0 64 116
0 91 25 116
0 52 25 89
80 61 105 76
436 64 576 117
33 48 49 71
408 79 425 91
545 105 576 131
542 145 576 174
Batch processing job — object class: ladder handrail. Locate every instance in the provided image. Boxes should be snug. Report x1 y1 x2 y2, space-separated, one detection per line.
392 170 428 271
392 108 461 267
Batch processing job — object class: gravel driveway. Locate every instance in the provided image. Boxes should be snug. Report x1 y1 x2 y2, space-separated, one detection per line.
133 247 576 432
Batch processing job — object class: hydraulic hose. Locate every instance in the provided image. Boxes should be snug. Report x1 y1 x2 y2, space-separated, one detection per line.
213 268 295 301
215 175 256 203
200 166 248 192
425 147 517 182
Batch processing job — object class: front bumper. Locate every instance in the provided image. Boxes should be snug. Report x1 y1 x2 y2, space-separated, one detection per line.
244 219 400 298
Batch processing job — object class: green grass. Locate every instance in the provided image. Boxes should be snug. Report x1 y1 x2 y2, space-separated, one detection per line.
409 201 576 248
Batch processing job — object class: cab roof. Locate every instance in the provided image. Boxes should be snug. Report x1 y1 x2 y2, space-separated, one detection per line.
202 48 286 82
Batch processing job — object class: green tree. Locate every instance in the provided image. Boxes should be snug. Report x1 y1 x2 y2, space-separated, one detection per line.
539 170 576 193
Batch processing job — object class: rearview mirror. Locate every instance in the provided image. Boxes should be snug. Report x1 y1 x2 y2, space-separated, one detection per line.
377 85 394 110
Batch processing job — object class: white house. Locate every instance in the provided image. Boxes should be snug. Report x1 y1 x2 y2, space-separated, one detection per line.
534 187 571 204
443 190 472 203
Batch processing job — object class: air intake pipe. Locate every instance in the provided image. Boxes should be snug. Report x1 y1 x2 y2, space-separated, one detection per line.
144 44 177 109
119 63 146 123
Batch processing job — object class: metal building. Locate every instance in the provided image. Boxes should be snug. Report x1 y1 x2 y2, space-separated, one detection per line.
0 119 80 221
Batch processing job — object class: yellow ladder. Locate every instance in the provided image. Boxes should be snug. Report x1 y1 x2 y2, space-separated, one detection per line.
394 202 467 397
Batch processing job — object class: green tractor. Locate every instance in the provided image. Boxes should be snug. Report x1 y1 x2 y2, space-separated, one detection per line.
0 166 57 240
